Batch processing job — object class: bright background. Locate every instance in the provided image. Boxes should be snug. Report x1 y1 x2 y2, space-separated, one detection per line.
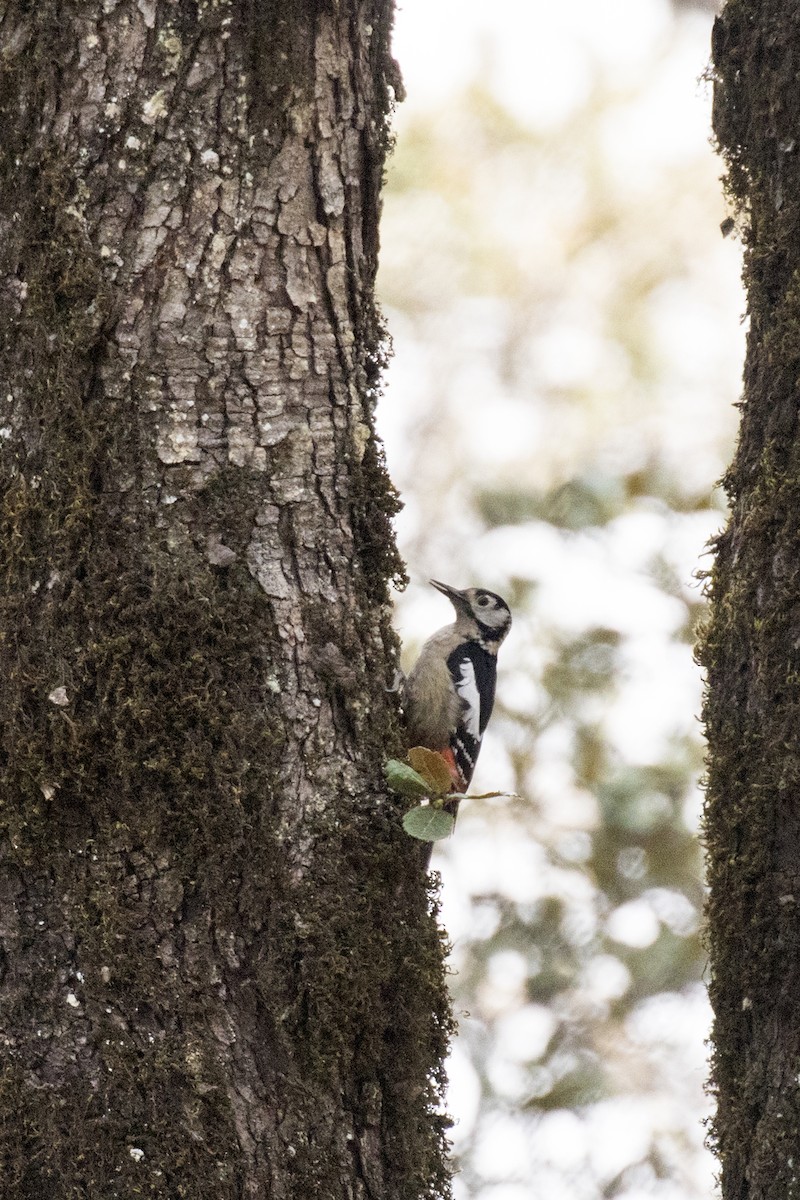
377 0 742 1196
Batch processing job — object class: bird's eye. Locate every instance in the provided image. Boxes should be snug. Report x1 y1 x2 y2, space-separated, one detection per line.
476 596 491 607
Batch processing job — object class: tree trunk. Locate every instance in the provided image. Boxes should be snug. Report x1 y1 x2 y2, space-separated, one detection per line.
0 3 452 1197
704 4 800 1197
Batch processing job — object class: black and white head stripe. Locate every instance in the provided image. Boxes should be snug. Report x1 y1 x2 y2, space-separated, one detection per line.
430 582 511 649
462 588 512 646
446 642 498 788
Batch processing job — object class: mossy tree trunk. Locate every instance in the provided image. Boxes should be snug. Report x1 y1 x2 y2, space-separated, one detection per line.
704 4 800 1197
0 3 452 1197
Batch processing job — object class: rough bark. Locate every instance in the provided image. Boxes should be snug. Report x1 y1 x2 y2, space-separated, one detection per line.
703 4 800 1197
0 2 452 1197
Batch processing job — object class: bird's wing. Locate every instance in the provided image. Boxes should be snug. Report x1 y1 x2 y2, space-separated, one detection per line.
446 644 497 787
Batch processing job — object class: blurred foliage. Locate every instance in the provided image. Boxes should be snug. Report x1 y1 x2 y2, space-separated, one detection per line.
379 2 740 1198
478 465 728 532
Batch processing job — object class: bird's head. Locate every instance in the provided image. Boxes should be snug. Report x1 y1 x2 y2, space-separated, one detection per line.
430 580 512 650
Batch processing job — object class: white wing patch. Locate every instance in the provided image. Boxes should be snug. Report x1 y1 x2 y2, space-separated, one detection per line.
455 657 482 739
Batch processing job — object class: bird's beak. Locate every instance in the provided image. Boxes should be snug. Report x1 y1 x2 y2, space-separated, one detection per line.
430 579 470 613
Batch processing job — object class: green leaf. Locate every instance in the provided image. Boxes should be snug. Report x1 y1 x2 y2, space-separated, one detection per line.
407 746 455 796
384 759 430 798
402 805 456 843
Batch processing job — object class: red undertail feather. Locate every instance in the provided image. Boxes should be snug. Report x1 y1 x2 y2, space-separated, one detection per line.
437 747 467 792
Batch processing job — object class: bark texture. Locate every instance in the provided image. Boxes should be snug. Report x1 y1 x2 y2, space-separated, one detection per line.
703 4 800 1197
0 2 452 1197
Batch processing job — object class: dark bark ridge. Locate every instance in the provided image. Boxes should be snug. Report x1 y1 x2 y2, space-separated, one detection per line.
703 4 800 1197
0 2 452 1197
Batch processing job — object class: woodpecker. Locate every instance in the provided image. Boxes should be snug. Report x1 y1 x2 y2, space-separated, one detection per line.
403 580 512 797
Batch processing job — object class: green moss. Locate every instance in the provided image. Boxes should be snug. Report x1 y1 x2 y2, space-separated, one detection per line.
0 1056 246 1200
273 842 454 1198
702 5 800 1191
